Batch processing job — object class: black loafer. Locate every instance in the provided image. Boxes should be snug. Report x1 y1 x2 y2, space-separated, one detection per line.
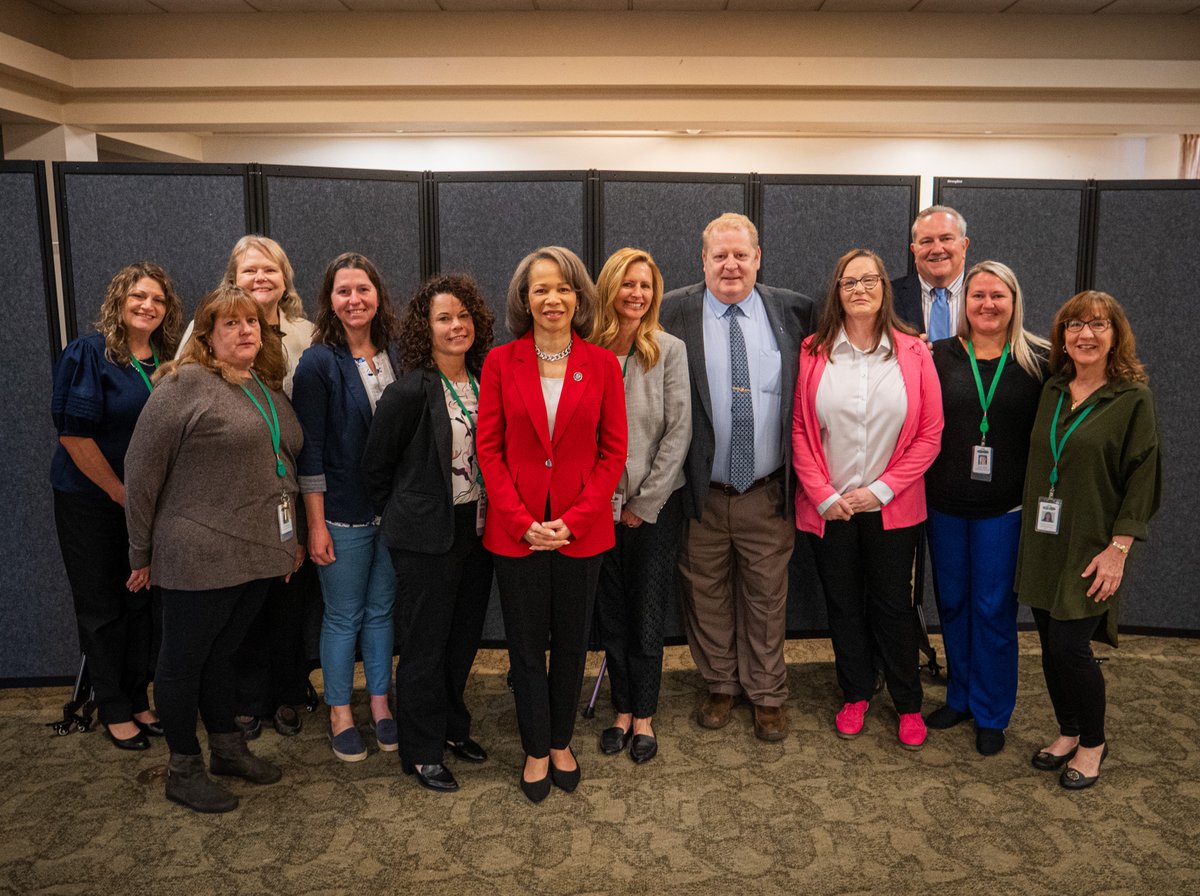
975 727 1006 756
105 727 150 752
1032 746 1078 771
629 734 658 764
599 726 632 755
1060 745 1109 790
549 748 581 793
273 705 302 737
446 737 488 763
134 718 165 738
402 760 459 792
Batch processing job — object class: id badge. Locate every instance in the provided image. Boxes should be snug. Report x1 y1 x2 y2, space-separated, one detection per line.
277 494 294 541
1035 496 1062 535
970 445 993 482
612 491 624 523
475 491 487 537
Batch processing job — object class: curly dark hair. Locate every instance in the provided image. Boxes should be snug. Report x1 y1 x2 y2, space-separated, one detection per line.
398 273 495 375
311 252 401 350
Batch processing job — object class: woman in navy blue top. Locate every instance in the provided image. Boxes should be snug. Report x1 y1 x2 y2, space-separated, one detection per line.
51 261 183 751
292 253 402 763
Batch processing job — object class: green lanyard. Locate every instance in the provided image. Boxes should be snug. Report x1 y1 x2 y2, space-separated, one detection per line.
128 346 159 394
1047 391 1096 495
622 344 636 377
966 341 1009 446
239 371 286 478
439 371 484 487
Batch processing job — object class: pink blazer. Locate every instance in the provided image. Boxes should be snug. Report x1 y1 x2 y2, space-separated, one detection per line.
791 329 943 537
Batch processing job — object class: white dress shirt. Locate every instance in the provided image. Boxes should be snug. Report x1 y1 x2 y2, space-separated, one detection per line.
814 329 908 514
918 269 966 335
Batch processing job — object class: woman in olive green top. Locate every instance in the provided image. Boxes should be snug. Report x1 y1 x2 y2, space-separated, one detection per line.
1016 290 1160 791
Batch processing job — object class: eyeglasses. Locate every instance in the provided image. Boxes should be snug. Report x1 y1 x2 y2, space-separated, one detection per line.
1064 318 1111 333
838 275 881 293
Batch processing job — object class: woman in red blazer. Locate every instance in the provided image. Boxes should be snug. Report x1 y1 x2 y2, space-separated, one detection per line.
792 248 943 751
476 246 627 804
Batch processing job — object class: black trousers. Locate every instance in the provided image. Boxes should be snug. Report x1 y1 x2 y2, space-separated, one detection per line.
53 489 154 726
157 579 270 755
234 561 314 717
809 514 922 714
1031 607 1107 747
494 551 602 758
595 488 684 718
391 502 493 766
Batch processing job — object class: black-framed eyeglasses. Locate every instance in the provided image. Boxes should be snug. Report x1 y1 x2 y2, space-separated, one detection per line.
1064 318 1111 333
838 275 881 292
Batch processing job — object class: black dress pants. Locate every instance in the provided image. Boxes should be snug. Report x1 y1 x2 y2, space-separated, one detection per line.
157 579 270 755
809 514 922 714
391 502 493 766
234 561 314 717
494 551 602 758
1031 607 1107 747
53 489 154 726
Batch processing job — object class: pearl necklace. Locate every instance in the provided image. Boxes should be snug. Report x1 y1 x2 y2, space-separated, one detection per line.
534 341 572 363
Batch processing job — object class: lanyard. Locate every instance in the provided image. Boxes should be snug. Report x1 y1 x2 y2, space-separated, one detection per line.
622 344 636 377
440 371 484 487
1047 391 1096 495
966 341 1009 445
128 346 159 394
239 371 286 478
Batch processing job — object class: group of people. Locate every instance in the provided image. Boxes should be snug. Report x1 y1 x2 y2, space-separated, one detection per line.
49 205 1160 814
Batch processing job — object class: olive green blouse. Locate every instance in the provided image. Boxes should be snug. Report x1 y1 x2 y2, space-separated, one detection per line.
1015 375 1161 646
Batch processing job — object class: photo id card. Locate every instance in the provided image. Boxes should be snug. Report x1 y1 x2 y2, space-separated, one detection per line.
612 491 624 523
1035 496 1062 535
971 445 993 482
278 494 294 541
475 492 488 536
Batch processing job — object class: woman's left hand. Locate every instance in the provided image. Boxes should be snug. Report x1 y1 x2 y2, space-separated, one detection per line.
1082 544 1127 602
126 566 150 592
619 509 644 528
284 544 305 583
543 518 573 544
843 487 882 514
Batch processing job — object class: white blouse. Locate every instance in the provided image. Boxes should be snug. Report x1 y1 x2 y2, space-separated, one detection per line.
540 376 564 440
353 352 396 412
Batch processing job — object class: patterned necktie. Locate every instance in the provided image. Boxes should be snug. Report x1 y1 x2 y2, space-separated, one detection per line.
929 286 951 341
726 305 755 493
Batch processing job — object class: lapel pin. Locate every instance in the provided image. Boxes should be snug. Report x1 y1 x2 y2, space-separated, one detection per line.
573 372 583 382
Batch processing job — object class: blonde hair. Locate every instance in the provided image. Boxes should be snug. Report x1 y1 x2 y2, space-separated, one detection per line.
961 260 1050 382
590 247 664 371
94 262 183 364
223 235 307 322
702 213 759 253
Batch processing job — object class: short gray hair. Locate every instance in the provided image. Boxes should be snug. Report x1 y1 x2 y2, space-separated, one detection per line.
911 205 967 241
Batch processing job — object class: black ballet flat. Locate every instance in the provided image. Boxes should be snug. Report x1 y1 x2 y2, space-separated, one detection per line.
520 766 551 804
134 719 165 738
105 726 150 752
1060 745 1109 791
1031 746 1078 771
599 726 632 755
549 748 581 793
629 734 658 765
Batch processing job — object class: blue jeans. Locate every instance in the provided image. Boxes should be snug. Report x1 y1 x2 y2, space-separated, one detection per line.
317 523 395 706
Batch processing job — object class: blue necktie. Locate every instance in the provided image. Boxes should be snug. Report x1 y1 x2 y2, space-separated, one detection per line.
726 305 755 493
929 286 951 341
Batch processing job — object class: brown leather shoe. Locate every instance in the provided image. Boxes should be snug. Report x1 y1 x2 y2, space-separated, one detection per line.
752 704 788 742
696 693 735 729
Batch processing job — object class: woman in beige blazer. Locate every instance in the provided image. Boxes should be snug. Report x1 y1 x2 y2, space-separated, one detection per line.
589 247 691 764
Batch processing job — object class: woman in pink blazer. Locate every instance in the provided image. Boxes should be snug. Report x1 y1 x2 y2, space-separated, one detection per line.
476 246 627 803
792 248 943 750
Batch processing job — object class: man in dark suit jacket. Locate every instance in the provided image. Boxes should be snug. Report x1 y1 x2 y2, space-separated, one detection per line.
660 212 816 742
891 205 970 336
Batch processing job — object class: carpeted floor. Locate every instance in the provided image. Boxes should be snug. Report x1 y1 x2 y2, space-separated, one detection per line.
1 633 1198 896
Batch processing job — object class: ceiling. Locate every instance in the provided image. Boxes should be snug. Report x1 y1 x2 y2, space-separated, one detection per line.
18 0 1200 14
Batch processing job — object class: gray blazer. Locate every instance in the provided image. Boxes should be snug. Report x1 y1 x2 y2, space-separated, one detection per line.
659 281 817 521
619 331 691 525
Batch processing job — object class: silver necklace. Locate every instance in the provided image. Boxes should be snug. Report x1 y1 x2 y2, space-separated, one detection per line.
535 341 572 363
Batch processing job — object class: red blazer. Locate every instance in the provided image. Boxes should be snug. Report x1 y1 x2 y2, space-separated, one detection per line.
476 332 628 559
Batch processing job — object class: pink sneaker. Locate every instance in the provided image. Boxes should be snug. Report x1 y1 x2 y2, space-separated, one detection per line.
835 700 869 738
898 712 927 750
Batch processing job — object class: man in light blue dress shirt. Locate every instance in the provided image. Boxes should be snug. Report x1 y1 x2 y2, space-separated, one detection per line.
660 213 816 742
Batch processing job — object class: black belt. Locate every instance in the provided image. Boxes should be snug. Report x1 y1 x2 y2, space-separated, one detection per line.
709 467 783 497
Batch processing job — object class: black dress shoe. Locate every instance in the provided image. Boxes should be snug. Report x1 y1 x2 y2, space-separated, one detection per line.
1060 745 1109 791
446 737 488 763
925 705 974 730
599 726 632 755
975 727 1006 756
134 719 165 737
1031 746 1078 771
401 759 459 792
550 748 581 793
520 770 551 804
105 726 150 752
629 734 658 764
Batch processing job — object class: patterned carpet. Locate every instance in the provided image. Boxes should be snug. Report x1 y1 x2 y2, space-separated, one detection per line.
1 633 1198 896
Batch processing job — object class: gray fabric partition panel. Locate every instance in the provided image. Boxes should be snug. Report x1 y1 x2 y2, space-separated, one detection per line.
759 178 918 302
56 164 252 333
598 174 748 293
936 179 1086 336
0 164 74 680
435 175 587 345
1092 182 1199 632
261 169 422 316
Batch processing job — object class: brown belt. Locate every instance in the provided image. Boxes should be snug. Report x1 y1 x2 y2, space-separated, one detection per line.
709 468 783 497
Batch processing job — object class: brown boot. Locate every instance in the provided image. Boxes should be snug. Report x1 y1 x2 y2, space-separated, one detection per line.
166 752 238 814
752 704 788 742
209 731 282 784
696 693 735 729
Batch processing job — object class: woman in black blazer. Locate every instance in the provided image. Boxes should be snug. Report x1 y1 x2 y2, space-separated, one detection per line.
362 273 496 793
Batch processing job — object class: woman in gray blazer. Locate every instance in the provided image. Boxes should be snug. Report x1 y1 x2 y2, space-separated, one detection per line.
589 247 691 764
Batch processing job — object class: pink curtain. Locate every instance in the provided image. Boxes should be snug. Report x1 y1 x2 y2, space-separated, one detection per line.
1182 135 1200 179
